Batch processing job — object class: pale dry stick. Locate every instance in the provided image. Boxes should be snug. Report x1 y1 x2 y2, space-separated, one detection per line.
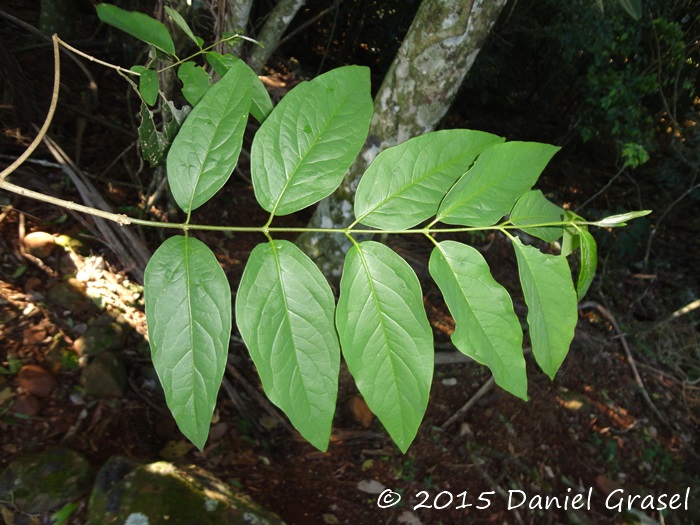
0 36 132 226
579 301 673 429
39 134 151 281
441 347 531 430
441 376 495 431
0 11 98 98
0 35 60 183
642 298 700 336
0 204 12 225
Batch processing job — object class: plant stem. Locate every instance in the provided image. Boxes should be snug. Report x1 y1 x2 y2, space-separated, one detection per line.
0 35 60 182
56 37 139 77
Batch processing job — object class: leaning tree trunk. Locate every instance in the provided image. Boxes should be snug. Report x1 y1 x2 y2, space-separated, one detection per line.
214 0 254 56
247 0 306 73
296 0 507 281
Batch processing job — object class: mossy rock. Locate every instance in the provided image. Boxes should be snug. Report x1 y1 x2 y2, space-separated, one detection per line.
81 351 127 398
87 458 285 525
74 312 132 356
0 448 93 513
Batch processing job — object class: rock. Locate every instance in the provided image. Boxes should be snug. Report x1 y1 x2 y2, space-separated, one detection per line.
47 278 93 313
0 448 93 513
357 479 386 494
81 352 127 398
16 365 57 398
10 394 41 416
87 458 286 525
74 312 131 356
23 232 55 258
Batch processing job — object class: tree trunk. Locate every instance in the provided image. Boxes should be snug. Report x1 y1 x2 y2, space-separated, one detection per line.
296 0 508 281
247 0 306 74
215 0 254 55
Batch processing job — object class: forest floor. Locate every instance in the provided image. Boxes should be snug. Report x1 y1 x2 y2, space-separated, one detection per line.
2 11 700 525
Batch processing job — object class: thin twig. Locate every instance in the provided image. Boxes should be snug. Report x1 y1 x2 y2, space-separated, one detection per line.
643 298 700 335
442 346 531 430
0 35 60 182
441 377 495 430
38 134 151 281
276 4 338 49
0 10 98 100
575 165 626 213
468 449 525 525
642 180 700 272
579 301 674 429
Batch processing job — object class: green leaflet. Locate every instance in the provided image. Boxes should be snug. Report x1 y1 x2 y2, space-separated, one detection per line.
144 236 231 450
511 237 578 380
178 62 211 106
429 241 527 400
561 210 586 257
138 102 168 167
336 241 433 453
354 130 504 230
251 66 373 217
235 240 340 451
576 228 598 300
96 3 175 56
163 100 191 143
130 66 159 106
167 61 251 213
164 6 202 49
205 52 273 123
436 142 560 227
510 190 565 242
592 210 652 227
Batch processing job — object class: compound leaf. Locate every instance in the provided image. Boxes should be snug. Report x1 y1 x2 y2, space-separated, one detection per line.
97 3 175 56
178 62 211 106
336 241 433 452
251 66 372 216
576 228 598 300
167 61 251 213
429 241 527 400
235 240 340 451
145 236 231 450
510 190 565 242
436 142 559 227
512 237 578 380
354 130 503 230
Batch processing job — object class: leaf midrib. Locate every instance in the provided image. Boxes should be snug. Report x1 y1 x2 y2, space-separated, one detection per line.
186 73 247 212
269 88 355 217
357 144 483 223
356 244 413 439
